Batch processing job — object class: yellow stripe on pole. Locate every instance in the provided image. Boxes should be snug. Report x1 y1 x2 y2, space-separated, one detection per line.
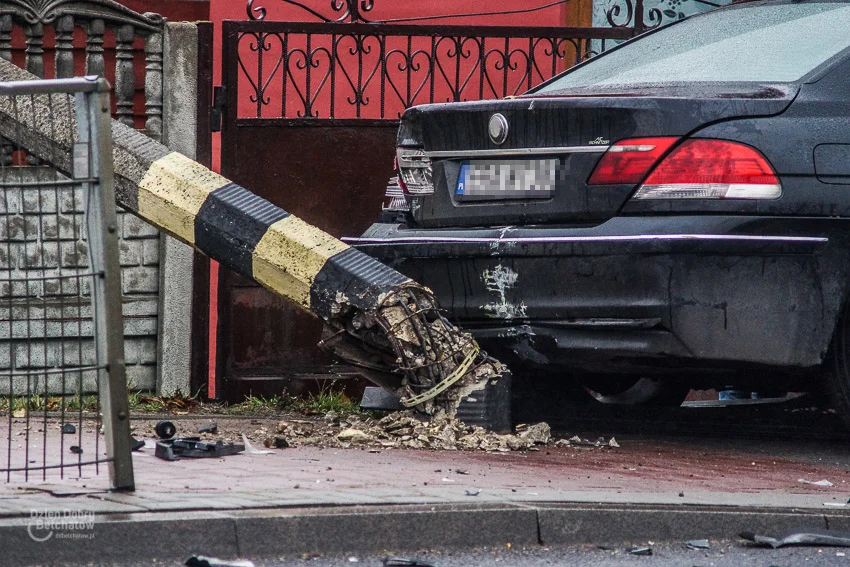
137 152 230 244
252 215 350 309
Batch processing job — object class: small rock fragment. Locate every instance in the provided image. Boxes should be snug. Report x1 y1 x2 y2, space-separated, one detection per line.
264 437 290 449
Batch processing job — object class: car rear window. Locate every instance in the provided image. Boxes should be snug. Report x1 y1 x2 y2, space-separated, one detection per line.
537 4 850 92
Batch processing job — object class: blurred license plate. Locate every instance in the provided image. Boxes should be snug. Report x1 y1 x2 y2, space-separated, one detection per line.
456 159 557 201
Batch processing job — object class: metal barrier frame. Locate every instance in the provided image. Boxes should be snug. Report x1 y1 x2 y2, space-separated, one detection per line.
0 76 134 490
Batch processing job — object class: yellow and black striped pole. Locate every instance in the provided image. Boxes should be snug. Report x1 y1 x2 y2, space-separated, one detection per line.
0 58 506 413
135 151 410 320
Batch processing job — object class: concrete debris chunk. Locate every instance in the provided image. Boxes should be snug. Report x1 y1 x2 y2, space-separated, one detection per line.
337 428 372 444
564 435 620 448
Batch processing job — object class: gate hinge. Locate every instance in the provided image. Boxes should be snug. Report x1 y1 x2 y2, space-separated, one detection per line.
210 85 225 132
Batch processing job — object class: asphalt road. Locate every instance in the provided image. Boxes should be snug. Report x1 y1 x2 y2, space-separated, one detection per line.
248 541 850 567
99 541 850 567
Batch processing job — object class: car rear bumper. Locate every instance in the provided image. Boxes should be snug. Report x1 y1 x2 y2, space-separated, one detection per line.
345 216 847 370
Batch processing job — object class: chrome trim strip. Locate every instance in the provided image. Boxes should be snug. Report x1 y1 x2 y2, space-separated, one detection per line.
423 146 609 158
344 234 829 245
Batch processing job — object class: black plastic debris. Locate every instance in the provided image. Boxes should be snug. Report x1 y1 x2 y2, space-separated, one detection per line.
70 446 83 454
185 555 255 567
383 558 436 567
155 420 177 439
360 386 405 411
130 437 145 451
455 469 469 475
465 489 481 496
627 546 653 556
61 423 76 434
269 437 289 448
156 438 244 461
740 529 850 549
686 539 711 550
198 422 218 434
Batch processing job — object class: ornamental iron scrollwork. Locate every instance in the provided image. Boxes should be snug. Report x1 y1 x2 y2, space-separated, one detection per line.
248 0 376 22
234 25 625 121
606 0 723 31
246 0 576 24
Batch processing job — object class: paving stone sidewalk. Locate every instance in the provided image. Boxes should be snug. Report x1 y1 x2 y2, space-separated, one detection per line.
1 423 849 516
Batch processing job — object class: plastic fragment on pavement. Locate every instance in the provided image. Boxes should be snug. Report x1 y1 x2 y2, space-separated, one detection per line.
241 433 273 454
155 438 245 461
627 546 653 556
799 478 834 487
185 556 255 567
155 420 177 440
740 529 850 548
686 539 711 550
383 558 436 567
465 489 481 496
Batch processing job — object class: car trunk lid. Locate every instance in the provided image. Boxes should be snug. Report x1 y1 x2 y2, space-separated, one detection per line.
404 85 796 228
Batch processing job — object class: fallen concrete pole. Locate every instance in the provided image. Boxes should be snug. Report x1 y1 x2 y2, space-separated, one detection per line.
0 60 506 415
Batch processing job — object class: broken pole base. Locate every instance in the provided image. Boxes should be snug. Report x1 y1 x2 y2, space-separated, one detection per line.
360 369 512 433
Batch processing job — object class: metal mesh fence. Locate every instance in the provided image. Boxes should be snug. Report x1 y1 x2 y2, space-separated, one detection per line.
0 77 133 490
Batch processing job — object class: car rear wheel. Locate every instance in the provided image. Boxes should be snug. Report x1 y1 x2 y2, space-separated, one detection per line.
825 311 850 428
582 376 691 407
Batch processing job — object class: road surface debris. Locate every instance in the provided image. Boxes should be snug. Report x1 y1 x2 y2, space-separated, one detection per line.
740 529 850 548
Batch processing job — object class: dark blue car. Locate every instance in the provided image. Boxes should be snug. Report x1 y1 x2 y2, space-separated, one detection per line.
347 1 850 421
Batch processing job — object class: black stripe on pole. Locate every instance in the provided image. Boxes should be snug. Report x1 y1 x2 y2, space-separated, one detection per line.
195 183 290 277
310 247 411 318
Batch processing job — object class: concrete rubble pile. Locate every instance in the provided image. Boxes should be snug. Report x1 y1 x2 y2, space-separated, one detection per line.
242 411 620 452
326 287 507 416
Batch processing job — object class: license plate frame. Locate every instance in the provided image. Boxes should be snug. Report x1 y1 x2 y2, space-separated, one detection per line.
455 158 558 201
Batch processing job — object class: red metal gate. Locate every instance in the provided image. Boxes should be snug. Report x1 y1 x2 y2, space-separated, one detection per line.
215 0 645 400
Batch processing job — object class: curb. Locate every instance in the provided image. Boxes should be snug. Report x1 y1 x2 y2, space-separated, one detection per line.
3 501 849 566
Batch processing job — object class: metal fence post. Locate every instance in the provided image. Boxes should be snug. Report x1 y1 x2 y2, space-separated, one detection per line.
77 78 134 491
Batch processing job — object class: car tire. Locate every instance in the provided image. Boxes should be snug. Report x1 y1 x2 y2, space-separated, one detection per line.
825 311 850 428
583 377 691 407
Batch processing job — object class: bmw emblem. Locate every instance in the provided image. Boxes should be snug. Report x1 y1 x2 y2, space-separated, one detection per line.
488 113 509 145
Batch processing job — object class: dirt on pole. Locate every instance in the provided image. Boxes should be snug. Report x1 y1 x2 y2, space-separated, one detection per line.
0 60 507 415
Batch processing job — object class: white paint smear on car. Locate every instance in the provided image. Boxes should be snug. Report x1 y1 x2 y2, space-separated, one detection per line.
481 264 527 320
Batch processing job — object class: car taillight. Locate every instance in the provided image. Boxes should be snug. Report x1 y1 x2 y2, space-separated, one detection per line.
588 137 679 186
383 176 409 212
396 148 434 195
633 139 782 200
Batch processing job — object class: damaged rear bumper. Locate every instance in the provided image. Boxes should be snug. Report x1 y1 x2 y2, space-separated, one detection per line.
346 216 850 370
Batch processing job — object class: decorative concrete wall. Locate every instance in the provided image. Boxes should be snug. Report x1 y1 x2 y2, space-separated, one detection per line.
0 168 160 394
